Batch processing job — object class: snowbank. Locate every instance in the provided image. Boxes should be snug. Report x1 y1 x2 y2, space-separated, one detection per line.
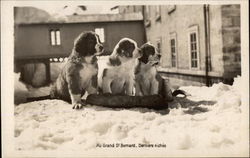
14 76 248 156
14 73 29 104
14 73 51 104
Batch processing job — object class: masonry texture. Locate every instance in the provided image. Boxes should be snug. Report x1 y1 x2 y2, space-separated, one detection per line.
221 5 241 79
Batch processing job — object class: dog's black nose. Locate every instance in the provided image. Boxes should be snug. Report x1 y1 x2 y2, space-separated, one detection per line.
99 45 103 51
157 54 161 58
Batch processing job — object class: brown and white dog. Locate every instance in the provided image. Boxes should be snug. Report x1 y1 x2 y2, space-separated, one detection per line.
100 38 141 95
50 31 104 109
135 43 174 101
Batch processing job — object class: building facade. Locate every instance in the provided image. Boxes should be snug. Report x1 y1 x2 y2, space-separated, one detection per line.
14 7 146 86
119 5 241 88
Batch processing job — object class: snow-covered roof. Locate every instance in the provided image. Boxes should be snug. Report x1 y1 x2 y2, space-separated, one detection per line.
14 7 52 24
63 13 143 23
15 7 143 25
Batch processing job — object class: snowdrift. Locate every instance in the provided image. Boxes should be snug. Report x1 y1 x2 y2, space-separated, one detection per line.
13 74 248 156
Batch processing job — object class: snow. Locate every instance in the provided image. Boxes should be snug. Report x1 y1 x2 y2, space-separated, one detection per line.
13 72 248 156
14 73 29 104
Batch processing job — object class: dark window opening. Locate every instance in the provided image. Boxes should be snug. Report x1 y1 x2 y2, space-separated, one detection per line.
170 39 177 67
190 33 198 68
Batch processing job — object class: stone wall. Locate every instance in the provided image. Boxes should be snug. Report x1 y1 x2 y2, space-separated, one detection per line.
221 5 241 78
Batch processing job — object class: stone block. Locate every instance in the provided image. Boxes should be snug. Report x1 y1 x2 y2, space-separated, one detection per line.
234 36 241 43
223 45 241 53
222 17 233 26
223 34 235 45
222 5 240 10
221 9 240 17
222 4 240 9
234 53 241 62
222 28 241 46
222 28 240 35
222 55 230 61
223 68 241 79
232 16 240 26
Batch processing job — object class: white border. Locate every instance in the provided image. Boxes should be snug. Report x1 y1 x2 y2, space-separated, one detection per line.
1 0 249 157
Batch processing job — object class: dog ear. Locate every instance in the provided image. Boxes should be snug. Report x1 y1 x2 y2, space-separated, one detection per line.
108 55 121 66
116 46 124 56
117 40 134 58
73 32 97 57
138 45 149 64
73 32 87 56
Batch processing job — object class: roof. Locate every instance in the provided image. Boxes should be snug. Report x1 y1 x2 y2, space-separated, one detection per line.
15 7 143 25
64 13 143 23
14 7 51 24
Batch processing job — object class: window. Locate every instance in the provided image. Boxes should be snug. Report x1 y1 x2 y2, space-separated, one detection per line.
170 33 177 67
156 6 160 14
167 5 176 15
145 6 151 19
50 57 68 63
95 28 105 43
188 26 200 69
156 38 162 54
155 6 161 21
144 6 151 27
50 29 61 46
145 6 149 15
190 33 198 68
133 6 136 12
126 6 130 13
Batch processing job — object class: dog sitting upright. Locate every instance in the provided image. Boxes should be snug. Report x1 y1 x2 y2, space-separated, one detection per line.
100 38 141 95
135 43 174 101
50 31 103 109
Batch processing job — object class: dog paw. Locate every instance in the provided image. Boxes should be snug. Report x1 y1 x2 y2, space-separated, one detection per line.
72 102 84 110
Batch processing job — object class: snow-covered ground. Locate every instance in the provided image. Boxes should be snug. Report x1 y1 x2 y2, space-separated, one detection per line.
13 72 249 156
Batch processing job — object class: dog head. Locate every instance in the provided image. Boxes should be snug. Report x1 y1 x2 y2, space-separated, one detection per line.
109 38 141 66
73 31 104 57
139 42 161 66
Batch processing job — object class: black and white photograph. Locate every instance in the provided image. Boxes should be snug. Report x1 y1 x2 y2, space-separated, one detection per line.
1 0 249 157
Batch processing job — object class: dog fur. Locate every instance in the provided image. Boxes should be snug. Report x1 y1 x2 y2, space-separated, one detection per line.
50 31 103 109
135 43 174 101
100 38 141 95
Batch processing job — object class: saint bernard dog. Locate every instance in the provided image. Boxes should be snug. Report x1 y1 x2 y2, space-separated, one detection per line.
135 43 174 101
50 31 104 109
100 38 142 95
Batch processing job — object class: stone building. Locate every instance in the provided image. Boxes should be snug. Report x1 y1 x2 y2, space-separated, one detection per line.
118 5 241 88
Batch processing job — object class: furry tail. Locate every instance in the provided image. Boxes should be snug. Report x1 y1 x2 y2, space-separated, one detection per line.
26 95 51 102
172 89 189 97
161 79 189 101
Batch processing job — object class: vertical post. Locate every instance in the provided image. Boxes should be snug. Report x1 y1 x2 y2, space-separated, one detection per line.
44 59 51 85
204 4 210 86
142 6 147 43
20 63 25 82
